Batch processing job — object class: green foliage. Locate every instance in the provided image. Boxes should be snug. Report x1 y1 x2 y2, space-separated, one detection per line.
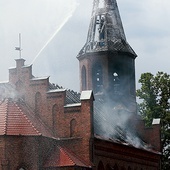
137 72 170 170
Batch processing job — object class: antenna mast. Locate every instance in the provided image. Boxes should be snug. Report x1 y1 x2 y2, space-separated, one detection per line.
15 33 22 59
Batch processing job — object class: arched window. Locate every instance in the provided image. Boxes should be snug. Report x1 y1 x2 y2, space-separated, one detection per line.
95 15 105 43
92 63 103 93
112 72 120 94
97 161 105 170
129 61 136 96
52 104 57 135
35 92 42 115
16 80 23 91
70 119 77 137
82 65 87 91
16 80 25 99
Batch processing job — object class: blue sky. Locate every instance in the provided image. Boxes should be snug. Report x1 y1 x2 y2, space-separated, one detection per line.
0 0 170 91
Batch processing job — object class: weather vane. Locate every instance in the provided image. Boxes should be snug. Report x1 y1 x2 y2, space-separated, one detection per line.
15 33 22 59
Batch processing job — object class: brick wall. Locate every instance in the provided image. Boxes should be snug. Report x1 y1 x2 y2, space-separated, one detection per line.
7 59 95 167
0 136 56 170
55 91 94 164
135 117 161 152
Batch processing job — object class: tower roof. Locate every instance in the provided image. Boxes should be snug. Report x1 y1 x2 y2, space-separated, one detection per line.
78 0 136 57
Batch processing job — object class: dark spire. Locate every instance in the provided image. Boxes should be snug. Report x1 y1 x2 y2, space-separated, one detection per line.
78 0 136 57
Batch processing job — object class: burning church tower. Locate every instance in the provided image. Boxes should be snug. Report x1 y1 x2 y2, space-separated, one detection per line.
77 0 136 107
77 0 138 139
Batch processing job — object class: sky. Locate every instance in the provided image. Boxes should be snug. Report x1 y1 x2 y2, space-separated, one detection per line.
0 0 170 92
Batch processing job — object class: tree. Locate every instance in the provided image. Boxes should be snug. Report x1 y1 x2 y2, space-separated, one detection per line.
137 72 170 170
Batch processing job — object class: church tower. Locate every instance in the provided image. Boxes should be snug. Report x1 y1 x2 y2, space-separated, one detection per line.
77 0 137 111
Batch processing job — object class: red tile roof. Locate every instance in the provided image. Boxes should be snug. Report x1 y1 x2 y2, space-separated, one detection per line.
0 99 47 136
43 145 92 168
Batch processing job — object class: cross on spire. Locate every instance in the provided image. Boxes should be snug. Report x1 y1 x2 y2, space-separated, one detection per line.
15 33 22 59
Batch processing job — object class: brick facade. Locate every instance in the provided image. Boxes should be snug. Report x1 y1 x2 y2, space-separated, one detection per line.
94 137 160 170
0 57 161 170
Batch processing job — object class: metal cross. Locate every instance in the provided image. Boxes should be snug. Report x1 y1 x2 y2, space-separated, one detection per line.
15 33 22 59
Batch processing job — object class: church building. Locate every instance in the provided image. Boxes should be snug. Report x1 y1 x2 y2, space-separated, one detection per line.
0 0 161 169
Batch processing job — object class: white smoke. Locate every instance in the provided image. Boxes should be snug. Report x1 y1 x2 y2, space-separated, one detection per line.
94 97 148 149
0 83 18 100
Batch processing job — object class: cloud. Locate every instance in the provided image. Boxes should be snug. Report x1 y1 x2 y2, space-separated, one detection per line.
117 0 170 87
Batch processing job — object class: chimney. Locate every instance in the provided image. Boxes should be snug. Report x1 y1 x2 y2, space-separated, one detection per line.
151 118 161 151
15 58 25 68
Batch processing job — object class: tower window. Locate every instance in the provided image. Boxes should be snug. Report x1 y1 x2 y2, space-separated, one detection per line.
92 63 103 93
95 15 106 43
82 66 87 90
70 119 77 137
112 72 120 94
35 92 42 115
52 104 57 135
16 80 23 91
16 80 25 99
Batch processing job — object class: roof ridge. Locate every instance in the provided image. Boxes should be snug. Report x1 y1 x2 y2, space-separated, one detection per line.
43 145 93 168
59 146 75 166
0 99 8 135
4 99 9 135
59 145 91 167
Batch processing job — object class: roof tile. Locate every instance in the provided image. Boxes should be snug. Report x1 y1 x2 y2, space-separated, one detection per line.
43 146 92 168
0 99 41 136
0 100 8 135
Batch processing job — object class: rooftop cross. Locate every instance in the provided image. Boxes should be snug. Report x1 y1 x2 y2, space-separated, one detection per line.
15 33 22 59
